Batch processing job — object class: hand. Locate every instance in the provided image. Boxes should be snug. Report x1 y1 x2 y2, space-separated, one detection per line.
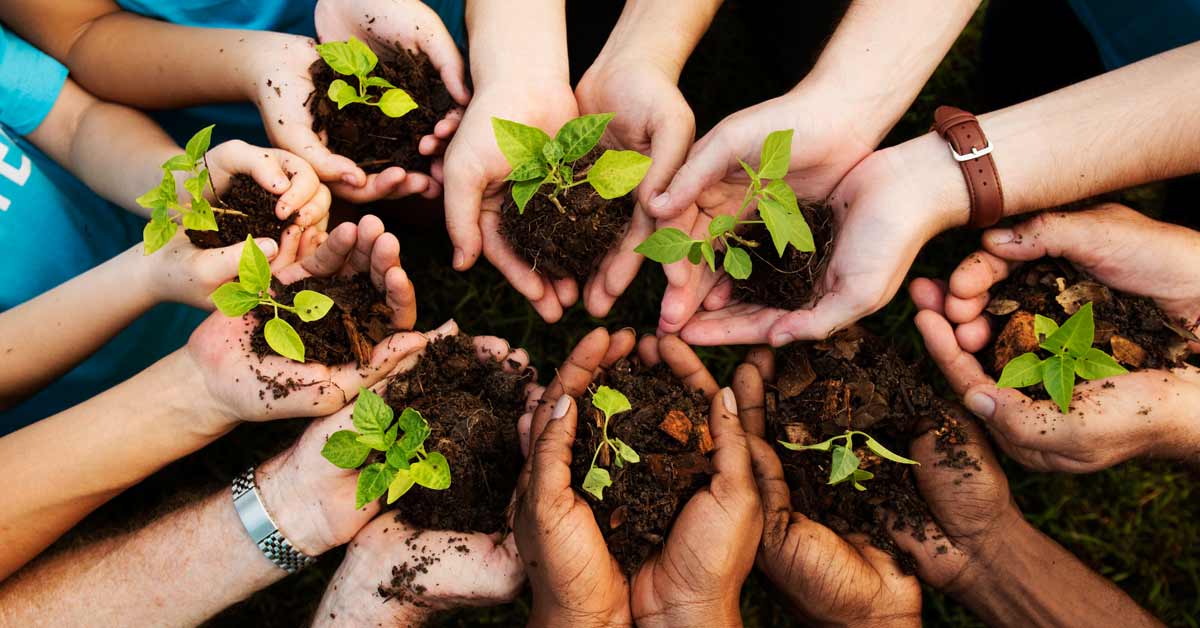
731 350 922 627
441 81 581 322
910 279 1200 472
205 140 331 230
147 232 287 310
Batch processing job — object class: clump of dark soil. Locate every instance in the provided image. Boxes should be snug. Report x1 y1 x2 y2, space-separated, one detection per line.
309 45 455 174
250 274 394 366
765 328 975 573
187 174 291 248
500 150 635 282
729 201 835 310
382 334 534 534
570 358 713 573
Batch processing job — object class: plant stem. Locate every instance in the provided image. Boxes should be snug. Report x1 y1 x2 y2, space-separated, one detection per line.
546 193 567 214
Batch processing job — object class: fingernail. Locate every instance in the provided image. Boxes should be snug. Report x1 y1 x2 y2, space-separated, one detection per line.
552 395 572 420
965 391 996 419
256 239 278 257
772 332 795 347
650 192 669 209
452 248 465 270
721 387 737 414
987 228 1016 245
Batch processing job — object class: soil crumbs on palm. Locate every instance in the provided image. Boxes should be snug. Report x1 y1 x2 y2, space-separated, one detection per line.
188 174 290 248
379 531 473 608
766 328 974 573
251 274 394 366
309 46 454 173
571 358 713 573
383 334 533 534
500 150 634 282
730 201 835 310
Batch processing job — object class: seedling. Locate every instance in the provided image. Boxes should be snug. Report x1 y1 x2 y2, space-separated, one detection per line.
209 236 334 362
315 37 418 118
137 125 243 254
581 386 640 500
996 302 1127 413
320 388 451 509
492 113 652 214
635 129 814 280
780 429 918 491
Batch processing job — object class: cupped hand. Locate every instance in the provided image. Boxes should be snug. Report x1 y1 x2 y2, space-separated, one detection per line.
205 139 331 230
731 351 922 627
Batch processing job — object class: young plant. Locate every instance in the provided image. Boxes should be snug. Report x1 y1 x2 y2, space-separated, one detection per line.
780 429 918 491
492 113 652 214
635 129 814 280
320 387 451 509
996 302 1128 413
137 125 240 254
315 37 418 118
209 236 334 362
581 386 640 500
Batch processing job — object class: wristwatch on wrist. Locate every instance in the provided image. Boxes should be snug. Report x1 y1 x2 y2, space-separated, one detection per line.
231 466 316 574
933 105 1005 229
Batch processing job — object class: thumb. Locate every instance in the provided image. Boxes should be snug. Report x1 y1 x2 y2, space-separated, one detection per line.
651 127 737 219
204 237 279 281
442 152 487 270
638 112 696 213
275 123 365 186
530 395 578 494
982 211 1104 264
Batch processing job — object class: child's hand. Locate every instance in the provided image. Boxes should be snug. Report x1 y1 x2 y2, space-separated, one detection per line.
146 227 303 310
204 140 331 230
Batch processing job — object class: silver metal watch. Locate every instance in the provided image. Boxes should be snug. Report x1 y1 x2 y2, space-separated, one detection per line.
231 466 316 574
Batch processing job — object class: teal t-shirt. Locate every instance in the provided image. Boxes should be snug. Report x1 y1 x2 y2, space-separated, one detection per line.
1068 0 1200 69
0 26 204 435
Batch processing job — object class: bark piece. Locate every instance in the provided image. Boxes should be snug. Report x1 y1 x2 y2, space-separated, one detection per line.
1110 335 1147 368
993 310 1039 372
1056 281 1112 314
777 351 816 399
782 423 814 446
985 298 1020 316
695 423 714 455
659 410 693 445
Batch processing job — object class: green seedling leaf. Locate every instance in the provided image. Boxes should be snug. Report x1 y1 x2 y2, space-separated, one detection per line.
737 158 760 184
397 411 431 453
143 212 177 255
492 117 551 168
779 434 839 451
592 386 631 419
411 452 451 490
386 443 412 470
687 241 703 265
635 228 694 264
542 139 564 164
264 318 305 362
723 246 752 279
328 79 360 109
511 178 543 214
294 290 334 322
758 129 793 179
185 124 214 165
397 407 426 436
851 468 875 491
387 467 416 503
209 283 260 317
356 431 391 451
582 466 612 500
1041 302 1095 356
506 159 549 182
709 214 736 238
759 181 814 254
1075 347 1129 381
137 170 176 211
238 235 273 295
1042 354 1077 413
587 150 652 199
828 444 860 485
317 37 376 76
163 154 195 172
363 75 395 90
996 352 1046 388
861 434 919 465
355 462 395 509
610 438 640 464
1034 315 1060 341
701 241 716 272
185 169 210 200
378 88 418 118
322 430 372 469
183 197 218 231
352 387 394 436
555 113 613 161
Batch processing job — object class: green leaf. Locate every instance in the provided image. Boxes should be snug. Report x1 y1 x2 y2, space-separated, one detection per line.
352 387 394 436
581 466 612 500
779 434 839 451
137 170 176 211
592 385 632 419
185 125 214 166
321 430 372 469
759 180 814 254
491 117 551 169
386 443 412 469
386 468 416 503
184 169 210 201
356 431 390 451
511 178 543 214
555 113 613 161
996 352 1046 388
163 154 195 172
238 235 272 296
542 139 564 164
828 444 861 485
635 228 694 264
860 434 919 465
396 409 431 453
377 88 418 118
610 437 640 464
183 197 218 231
210 283 260 317
1042 354 1078 413
362 75 395 90
1034 315 1060 341
316 37 376 77
505 159 549 182
410 452 451 490
687 241 703 265
264 317 305 362
708 215 736 238
587 150 652 199
143 212 177 255
737 158 760 184
701 241 716 272
1041 302 1095 357
758 129 793 179
293 290 334 322
355 463 395 509
723 246 752 279
327 79 361 110
851 468 875 491
1074 347 1129 381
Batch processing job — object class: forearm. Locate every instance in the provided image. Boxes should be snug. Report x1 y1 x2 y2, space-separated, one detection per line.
466 0 568 89
592 0 722 80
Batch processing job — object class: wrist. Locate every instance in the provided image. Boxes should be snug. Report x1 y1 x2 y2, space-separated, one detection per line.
635 599 740 628
255 448 340 556
529 605 633 628
872 131 972 233
172 346 242 438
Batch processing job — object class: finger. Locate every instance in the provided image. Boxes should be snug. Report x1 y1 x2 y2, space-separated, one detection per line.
908 278 948 315
480 209 550 304
732 363 766 437
945 291 991 327
744 346 775 383
708 387 754 490
913 310 994 396
385 266 417 330
552 277 579 309
659 335 720 399
387 172 436 200
658 261 720 335
344 215 385 276
327 168 409 204
701 275 734 311
425 318 459 342
530 395 578 494
638 109 696 212
746 436 792 544
473 336 513 363
368 231 402 290
598 327 637 375
518 385 545 458
982 211 1100 263
434 111 463 139
269 225 303 271
200 237 279 291
533 328 611 440
681 304 784 346
947 251 1016 306
296 225 323 261
282 220 356 283
276 122 364 186
637 334 661 365
319 332 429 413
585 208 651 318
767 292 873 346
442 154 486 270
416 19 470 106
651 125 734 219
270 152 320 219
954 316 993 353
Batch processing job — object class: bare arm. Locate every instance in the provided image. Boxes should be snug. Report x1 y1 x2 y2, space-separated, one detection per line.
594 0 721 80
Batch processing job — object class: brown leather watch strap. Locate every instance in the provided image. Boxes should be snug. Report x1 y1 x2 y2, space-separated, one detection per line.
934 106 1004 229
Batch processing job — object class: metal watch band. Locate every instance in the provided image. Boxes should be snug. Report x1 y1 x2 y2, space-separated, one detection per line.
933 105 1005 229
231 466 316 574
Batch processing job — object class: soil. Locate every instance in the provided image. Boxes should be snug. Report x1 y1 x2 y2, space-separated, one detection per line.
381 334 534 534
500 150 635 282
187 174 291 248
570 357 714 573
765 328 976 573
728 201 835 310
250 274 394 366
309 46 455 174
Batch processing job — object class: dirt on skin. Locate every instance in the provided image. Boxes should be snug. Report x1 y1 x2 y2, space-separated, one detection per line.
729 201 835 310
187 174 291 248
500 150 635 282
250 274 395 366
570 358 714 574
383 334 534 534
309 46 454 174
766 328 977 573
